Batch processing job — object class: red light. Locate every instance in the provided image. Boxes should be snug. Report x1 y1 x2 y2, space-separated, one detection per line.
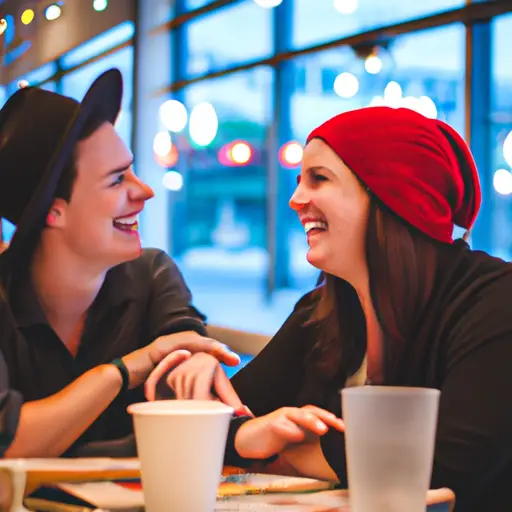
219 140 253 166
279 141 303 168
154 143 179 168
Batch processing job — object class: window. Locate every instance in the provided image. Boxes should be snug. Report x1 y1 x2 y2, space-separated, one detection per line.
167 67 277 332
490 13 512 260
61 46 134 148
185 1 272 77
61 21 135 69
14 62 58 86
292 0 465 49
184 0 213 10
283 24 466 293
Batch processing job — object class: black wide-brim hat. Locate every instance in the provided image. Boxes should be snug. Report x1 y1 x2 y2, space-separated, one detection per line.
0 68 123 264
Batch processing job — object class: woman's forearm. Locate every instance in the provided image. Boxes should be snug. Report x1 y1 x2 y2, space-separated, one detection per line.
280 438 339 482
5 364 122 458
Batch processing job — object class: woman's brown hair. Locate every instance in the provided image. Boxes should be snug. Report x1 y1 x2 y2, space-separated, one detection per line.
308 199 442 385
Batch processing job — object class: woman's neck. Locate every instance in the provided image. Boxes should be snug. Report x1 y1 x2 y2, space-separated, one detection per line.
346 272 385 384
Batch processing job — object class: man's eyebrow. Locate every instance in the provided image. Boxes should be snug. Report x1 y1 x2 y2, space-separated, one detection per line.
104 159 133 177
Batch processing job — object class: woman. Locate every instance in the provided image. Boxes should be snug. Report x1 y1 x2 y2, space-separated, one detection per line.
149 106 512 511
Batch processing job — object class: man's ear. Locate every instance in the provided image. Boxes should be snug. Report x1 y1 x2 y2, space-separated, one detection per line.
46 199 67 228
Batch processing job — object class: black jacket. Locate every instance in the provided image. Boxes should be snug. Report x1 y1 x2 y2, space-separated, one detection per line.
232 240 512 512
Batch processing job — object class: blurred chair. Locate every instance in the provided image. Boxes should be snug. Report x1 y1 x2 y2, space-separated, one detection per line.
206 324 270 356
207 324 271 378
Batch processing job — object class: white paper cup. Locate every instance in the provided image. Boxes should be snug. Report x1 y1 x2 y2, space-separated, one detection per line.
342 386 440 512
128 400 233 512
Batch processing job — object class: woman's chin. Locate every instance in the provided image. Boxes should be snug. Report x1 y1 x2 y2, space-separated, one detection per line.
306 248 326 270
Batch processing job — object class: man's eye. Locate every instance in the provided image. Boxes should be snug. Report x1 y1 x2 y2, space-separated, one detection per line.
111 174 125 187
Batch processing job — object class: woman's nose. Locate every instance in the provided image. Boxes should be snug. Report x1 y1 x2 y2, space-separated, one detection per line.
289 184 309 212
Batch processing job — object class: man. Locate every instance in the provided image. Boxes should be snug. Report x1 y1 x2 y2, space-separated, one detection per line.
0 69 239 457
0 301 21 458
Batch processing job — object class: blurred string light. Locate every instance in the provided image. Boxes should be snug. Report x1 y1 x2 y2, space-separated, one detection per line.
219 141 253 166
21 9 35 25
503 130 512 168
253 0 283 7
370 81 438 119
365 53 382 74
333 72 359 99
45 4 62 21
0 19 8 36
159 99 188 133
189 102 218 147
279 141 303 168
93 0 108 11
153 131 172 157
493 169 512 196
333 0 358 14
162 170 183 192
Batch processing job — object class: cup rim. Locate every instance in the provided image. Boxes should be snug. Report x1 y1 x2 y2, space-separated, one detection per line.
341 386 440 397
127 400 235 416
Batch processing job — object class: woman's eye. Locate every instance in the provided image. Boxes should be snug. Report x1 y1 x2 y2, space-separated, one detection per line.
312 172 327 182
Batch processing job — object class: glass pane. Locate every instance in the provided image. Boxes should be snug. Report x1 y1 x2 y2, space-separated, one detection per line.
285 23 465 293
0 87 6 109
14 62 58 86
40 81 57 92
61 21 135 69
184 0 213 9
168 67 275 332
0 218 15 245
490 13 512 260
185 1 272 77
292 0 465 48
61 46 134 148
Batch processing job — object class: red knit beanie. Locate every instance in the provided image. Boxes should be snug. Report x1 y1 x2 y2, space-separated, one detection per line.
307 107 481 243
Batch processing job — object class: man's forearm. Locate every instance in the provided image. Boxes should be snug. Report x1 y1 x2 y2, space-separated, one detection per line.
5 364 122 458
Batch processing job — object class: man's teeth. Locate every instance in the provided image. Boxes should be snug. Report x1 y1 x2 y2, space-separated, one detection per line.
115 215 138 225
304 221 328 233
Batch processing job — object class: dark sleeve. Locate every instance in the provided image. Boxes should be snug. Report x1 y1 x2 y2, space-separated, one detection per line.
145 249 208 341
321 300 512 508
429 334 512 510
230 291 316 417
0 304 22 457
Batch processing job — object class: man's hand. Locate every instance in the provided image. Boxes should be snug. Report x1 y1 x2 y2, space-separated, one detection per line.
122 331 240 389
145 351 247 411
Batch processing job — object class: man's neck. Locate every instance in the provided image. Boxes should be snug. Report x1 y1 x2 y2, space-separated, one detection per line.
30 238 107 325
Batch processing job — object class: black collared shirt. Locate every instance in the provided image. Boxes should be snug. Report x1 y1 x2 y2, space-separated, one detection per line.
0 248 206 452
0 300 22 456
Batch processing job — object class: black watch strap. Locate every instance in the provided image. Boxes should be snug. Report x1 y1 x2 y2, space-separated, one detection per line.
110 358 130 396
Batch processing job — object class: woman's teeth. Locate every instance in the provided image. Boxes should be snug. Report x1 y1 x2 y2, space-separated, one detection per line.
304 221 328 234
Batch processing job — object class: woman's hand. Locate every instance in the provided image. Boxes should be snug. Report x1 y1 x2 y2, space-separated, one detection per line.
144 352 247 411
234 405 344 460
121 331 240 389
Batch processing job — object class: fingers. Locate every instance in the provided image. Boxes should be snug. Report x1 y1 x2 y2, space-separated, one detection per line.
210 341 240 366
144 350 191 401
283 408 331 436
212 367 245 410
158 334 240 366
301 405 345 432
269 416 307 443
181 357 218 400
